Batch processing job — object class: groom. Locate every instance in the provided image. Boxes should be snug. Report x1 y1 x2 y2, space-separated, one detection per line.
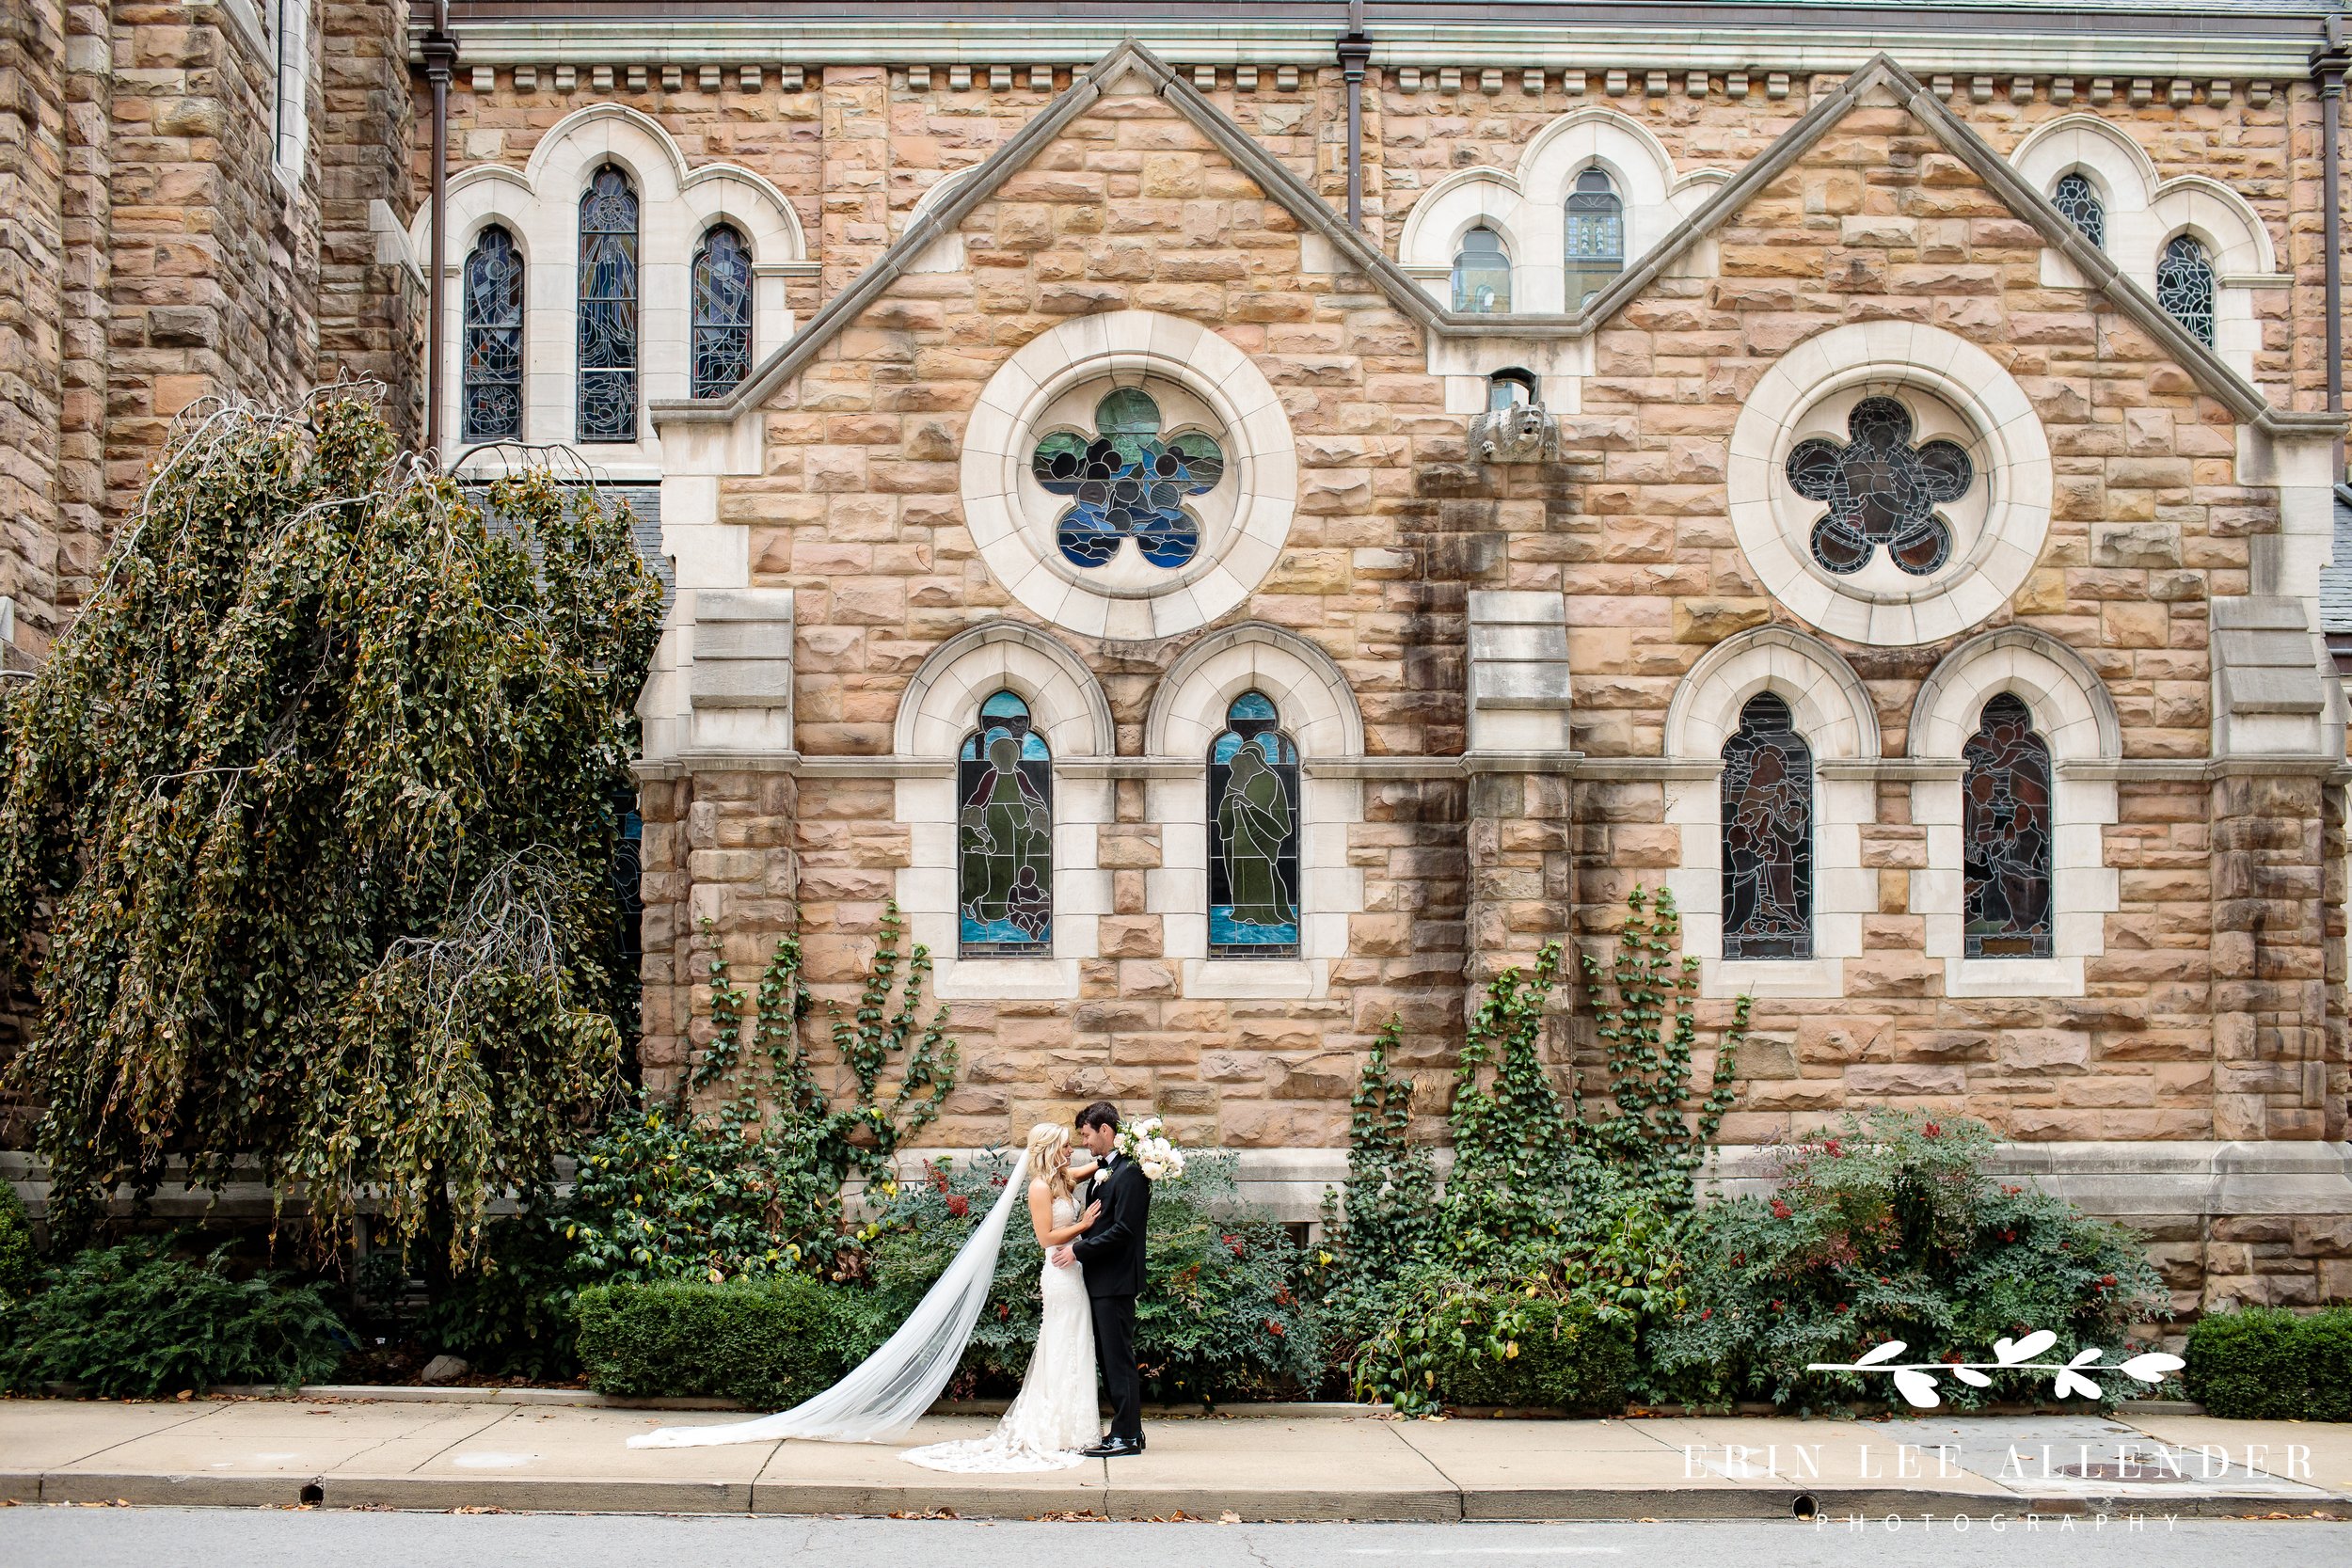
1050 1100 1150 1457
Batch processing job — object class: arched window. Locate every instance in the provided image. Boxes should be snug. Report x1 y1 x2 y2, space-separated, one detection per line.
2156 233 2217 347
1962 693 2055 958
460 225 524 441
958 690 1053 955
1451 226 1512 313
1208 690 1302 958
2051 171 2106 250
577 164 640 442
691 224 754 399
1563 167 1625 309
1487 367 1540 411
1721 691 1813 960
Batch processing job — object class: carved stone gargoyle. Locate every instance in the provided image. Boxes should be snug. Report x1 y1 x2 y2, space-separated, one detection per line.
1467 402 1562 465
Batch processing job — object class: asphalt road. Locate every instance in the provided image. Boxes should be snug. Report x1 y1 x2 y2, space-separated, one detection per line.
1 1508 2347 1568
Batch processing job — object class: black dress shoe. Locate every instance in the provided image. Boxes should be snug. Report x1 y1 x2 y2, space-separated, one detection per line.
1080 1436 1144 1458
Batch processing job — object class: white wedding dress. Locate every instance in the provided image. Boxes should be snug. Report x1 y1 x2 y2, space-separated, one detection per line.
627 1156 1100 1472
901 1192 1099 1472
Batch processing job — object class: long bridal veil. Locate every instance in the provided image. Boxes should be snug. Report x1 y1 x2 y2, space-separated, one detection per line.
628 1150 1028 1449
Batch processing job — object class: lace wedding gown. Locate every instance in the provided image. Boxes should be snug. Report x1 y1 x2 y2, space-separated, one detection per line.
901 1192 1099 1472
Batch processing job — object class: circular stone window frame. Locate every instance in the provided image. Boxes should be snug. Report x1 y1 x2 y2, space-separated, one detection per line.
961 310 1299 641
1727 322 2053 647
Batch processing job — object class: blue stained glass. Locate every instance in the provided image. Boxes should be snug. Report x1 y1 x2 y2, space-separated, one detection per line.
959 690 1052 954
1208 691 1301 958
1031 388 1222 570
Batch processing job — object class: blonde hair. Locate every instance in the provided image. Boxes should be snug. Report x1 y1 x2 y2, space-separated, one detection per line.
1024 1121 1076 1198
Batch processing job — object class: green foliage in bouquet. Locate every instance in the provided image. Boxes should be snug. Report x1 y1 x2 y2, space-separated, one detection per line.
566 911 956 1283
0 393 663 1264
574 1273 850 1408
2185 1307 2352 1421
1648 1110 2169 1412
0 1239 349 1397
850 1148 1322 1402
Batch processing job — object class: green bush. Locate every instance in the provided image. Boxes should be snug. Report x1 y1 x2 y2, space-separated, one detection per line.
409 1215 587 1384
848 1148 1323 1403
574 1274 850 1408
1650 1111 2169 1412
1406 1284 1635 1413
0 1181 35 1298
2185 1307 2352 1421
0 1241 349 1398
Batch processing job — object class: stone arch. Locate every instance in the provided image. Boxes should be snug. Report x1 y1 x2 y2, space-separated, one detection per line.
1664 625 1880 763
1909 626 2122 763
895 619 1115 761
1144 622 1364 761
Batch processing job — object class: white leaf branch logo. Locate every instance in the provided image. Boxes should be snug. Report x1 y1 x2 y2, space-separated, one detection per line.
1806 1330 2185 1410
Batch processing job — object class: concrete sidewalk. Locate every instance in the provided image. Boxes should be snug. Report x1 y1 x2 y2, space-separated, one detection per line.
1 1396 2345 1522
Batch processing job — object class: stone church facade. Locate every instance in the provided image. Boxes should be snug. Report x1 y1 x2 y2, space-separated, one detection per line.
8 3 2352 1308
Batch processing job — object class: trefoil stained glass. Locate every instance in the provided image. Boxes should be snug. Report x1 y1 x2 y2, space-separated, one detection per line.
1208 691 1301 958
1722 692 1814 960
958 690 1053 956
1962 693 2055 959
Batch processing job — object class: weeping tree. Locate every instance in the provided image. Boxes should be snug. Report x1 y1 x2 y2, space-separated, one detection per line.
0 391 666 1269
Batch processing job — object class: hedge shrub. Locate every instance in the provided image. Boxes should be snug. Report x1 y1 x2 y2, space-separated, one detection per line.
0 1241 349 1398
1417 1286 1636 1413
2185 1307 2352 1421
575 1275 850 1408
0 1182 34 1299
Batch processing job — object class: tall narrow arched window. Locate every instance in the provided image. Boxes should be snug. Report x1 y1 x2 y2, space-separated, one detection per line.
1209 691 1302 958
1962 693 2055 959
2051 171 2106 250
691 224 754 399
958 690 1053 956
460 225 524 441
1452 226 1512 313
1563 167 1625 309
577 164 640 442
1721 692 1813 960
2156 233 2217 347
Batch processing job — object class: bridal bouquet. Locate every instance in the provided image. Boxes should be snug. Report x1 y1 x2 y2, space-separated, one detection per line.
1115 1116 1187 1181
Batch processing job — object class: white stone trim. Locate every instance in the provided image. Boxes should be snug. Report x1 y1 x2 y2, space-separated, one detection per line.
1726 321 2054 647
891 623 1116 999
960 310 1298 640
1394 107 1724 316
901 164 982 274
1662 626 1879 998
1906 628 2122 998
1140 625 1366 999
412 103 805 475
2009 115 2281 379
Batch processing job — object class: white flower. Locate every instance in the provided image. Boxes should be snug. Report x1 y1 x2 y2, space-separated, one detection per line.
1141 1160 1166 1180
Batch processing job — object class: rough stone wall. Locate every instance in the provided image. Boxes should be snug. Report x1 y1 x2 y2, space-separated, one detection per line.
0 0 67 657
315 0 420 437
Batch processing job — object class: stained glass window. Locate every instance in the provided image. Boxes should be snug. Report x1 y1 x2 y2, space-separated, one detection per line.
1564 167 1625 309
1786 396 1973 578
461 225 524 442
2052 171 2106 250
691 224 753 399
577 164 640 442
1452 226 1511 313
1208 690 1302 958
2156 232 2217 347
1721 692 1813 960
1963 693 2055 959
1030 388 1224 570
958 690 1053 955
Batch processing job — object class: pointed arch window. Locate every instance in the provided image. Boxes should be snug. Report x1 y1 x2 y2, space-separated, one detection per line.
2052 171 2106 250
577 164 641 442
1721 692 1813 960
958 690 1053 956
2156 233 2217 347
1962 693 2055 958
1564 167 1625 309
1209 691 1302 958
460 225 524 441
1452 226 1512 313
691 224 754 399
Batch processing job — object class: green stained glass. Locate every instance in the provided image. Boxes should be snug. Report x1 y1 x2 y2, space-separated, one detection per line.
1208 690 1300 958
959 690 1053 954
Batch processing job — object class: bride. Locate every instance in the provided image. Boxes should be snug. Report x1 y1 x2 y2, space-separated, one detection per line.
628 1123 1104 1472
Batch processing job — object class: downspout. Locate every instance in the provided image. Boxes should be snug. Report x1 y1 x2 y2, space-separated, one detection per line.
421 3 459 459
1339 1 1370 230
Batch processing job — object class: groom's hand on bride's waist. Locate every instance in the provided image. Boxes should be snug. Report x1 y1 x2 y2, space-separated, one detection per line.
1048 1243 1076 1268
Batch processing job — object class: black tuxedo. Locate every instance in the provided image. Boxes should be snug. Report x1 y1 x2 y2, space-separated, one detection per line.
1071 1151 1151 1440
